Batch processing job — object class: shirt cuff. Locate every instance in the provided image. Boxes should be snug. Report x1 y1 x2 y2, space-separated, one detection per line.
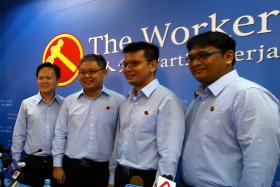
108 170 115 185
53 155 63 167
12 154 21 162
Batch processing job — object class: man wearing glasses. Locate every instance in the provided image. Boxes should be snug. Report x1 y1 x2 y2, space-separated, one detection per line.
52 54 124 187
180 31 280 187
108 42 185 187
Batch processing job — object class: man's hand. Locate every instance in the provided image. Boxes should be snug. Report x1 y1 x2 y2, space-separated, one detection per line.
53 167 66 184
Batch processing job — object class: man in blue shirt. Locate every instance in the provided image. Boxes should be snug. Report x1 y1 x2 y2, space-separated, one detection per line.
11 62 64 187
52 54 124 187
109 42 185 187
180 31 280 187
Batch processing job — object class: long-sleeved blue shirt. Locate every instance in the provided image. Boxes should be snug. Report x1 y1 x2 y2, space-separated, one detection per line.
11 92 64 161
52 87 124 167
181 70 280 187
109 79 185 184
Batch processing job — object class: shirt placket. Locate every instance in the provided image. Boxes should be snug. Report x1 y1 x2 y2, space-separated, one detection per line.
45 104 52 154
88 101 96 156
121 95 138 161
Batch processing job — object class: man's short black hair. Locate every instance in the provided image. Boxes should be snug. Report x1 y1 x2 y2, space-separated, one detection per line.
123 42 159 61
187 31 236 64
79 54 107 69
36 62 61 79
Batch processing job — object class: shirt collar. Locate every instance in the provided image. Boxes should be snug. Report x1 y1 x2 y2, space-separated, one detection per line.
207 69 239 97
129 79 160 98
77 86 110 99
54 94 63 104
35 92 62 104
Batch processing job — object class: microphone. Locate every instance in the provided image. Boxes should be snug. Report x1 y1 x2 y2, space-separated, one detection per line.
17 148 42 162
0 144 11 172
0 157 13 170
128 175 144 186
17 162 26 168
1 157 26 186
156 176 176 187
34 149 43 154
8 159 26 174
0 144 12 171
26 148 42 156
28 148 42 156
0 153 9 186
0 155 13 187
8 170 25 187
161 175 174 181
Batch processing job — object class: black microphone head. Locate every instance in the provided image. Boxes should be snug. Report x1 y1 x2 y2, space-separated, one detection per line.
11 171 25 182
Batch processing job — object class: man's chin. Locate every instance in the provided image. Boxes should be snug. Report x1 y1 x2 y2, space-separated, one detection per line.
194 74 207 82
83 86 95 91
40 90 54 95
127 79 136 86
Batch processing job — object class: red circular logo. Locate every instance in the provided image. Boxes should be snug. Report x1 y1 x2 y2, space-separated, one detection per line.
42 33 84 87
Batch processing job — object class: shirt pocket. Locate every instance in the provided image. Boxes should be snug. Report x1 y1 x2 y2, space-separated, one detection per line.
98 104 118 128
68 106 87 128
135 110 157 140
196 109 229 144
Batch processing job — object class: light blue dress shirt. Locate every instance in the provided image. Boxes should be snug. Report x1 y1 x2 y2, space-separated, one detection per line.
52 87 124 167
181 70 280 187
11 92 64 161
109 79 185 184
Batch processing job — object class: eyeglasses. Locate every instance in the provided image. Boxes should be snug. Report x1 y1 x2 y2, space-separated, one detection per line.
120 60 148 69
79 68 104 76
186 50 224 63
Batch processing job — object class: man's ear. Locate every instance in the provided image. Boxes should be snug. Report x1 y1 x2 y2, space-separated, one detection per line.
224 50 235 66
102 68 108 77
56 78 60 86
150 60 158 73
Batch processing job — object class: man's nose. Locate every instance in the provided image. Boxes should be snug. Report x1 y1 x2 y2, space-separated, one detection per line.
123 65 133 71
190 57 202 66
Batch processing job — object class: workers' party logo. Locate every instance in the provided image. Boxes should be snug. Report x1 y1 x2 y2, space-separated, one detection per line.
42 33 84 87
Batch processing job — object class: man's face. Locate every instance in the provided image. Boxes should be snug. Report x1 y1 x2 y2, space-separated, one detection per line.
122 50 157 89
78 60 107 92
37 67 59 95
188 46 234 87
